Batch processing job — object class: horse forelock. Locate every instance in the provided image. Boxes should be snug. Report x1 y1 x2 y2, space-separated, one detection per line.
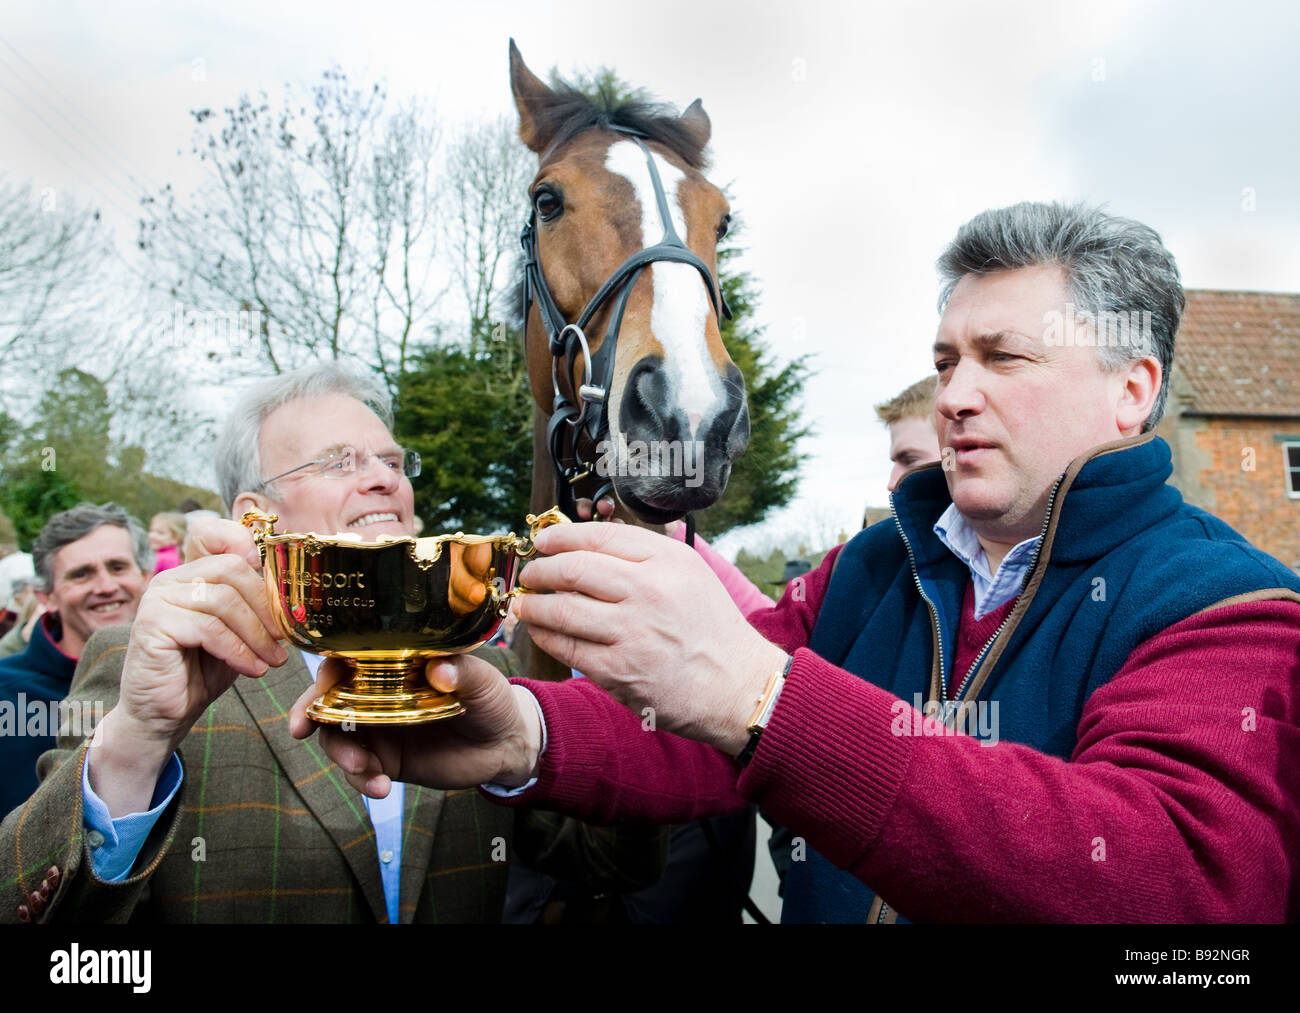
534 85 711 171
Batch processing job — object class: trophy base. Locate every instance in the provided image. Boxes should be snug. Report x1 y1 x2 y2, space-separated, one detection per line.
306 659 466 725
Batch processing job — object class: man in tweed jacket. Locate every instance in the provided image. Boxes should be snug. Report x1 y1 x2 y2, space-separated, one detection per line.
0 362 647 923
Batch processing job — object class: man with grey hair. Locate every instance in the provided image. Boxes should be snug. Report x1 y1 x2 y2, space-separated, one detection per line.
1 361 654 923
0 503 150 817
294 201 1300 922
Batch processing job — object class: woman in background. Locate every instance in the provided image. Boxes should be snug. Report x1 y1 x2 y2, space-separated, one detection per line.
147 512 187 576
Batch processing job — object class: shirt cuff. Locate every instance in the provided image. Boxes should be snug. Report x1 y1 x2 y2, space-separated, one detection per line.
480 688 547 798
82 752 184 882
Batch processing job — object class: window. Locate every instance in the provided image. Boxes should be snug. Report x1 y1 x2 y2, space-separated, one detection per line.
1285 442 1300 498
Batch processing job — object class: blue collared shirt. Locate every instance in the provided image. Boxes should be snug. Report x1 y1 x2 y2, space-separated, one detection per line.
83 651 405 924
932 503 1041 619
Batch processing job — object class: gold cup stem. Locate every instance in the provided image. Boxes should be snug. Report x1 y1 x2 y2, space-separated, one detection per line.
307 658 466 725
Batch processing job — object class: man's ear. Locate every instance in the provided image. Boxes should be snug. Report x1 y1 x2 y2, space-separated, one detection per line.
33 588 51 609
1116 355 1162 434
231 491 272 522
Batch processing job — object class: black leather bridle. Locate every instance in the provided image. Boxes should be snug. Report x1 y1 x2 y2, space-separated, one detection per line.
519 125 731 523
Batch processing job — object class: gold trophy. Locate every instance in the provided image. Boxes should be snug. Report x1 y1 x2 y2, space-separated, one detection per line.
242 506 568 725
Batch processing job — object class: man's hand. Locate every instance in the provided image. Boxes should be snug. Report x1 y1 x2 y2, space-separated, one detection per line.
287 654 542 798
88 517 288 816
510 523 788 754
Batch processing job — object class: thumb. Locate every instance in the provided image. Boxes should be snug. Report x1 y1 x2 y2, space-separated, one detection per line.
425 654 503 698
186 517 260 567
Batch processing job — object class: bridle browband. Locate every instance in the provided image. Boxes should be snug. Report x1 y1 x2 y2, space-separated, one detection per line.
519 124 731 523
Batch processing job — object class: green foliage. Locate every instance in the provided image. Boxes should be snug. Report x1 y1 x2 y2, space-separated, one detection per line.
394 326 533 533
553 67 649 106
0 467 81 548
0 368 220 548
691 239 811 539
734 544 834 601
733 546 790 600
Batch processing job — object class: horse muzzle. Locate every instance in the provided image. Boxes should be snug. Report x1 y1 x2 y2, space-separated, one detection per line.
606 357 750 520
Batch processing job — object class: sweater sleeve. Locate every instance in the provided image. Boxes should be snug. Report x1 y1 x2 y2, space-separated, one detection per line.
739 598 1300 922
493 547 844 823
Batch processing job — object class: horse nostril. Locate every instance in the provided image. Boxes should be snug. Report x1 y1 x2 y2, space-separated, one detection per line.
629 363 668 429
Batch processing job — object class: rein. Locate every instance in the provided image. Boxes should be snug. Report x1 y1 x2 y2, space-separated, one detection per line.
519 124 730 529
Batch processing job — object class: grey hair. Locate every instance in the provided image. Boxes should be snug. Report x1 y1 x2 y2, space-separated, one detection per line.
936 201 1184 431
213 361 395 511
32 502 153 591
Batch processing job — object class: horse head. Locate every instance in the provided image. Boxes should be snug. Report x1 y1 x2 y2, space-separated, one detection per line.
511 41 750 526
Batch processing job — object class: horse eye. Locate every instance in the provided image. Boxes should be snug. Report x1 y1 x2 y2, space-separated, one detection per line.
534 189 562 222
716 214 731 241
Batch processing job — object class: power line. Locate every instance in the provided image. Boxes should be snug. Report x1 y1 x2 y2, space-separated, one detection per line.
0 34 168 196
0 72 143 224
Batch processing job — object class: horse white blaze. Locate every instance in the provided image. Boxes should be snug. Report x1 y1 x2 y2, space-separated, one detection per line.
605 140 720 439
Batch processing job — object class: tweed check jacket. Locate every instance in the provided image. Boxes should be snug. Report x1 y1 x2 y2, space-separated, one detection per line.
0 625 521 923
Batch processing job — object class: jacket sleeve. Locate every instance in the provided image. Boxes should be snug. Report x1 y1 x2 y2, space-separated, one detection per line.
740 598 1300 922
0 627 187 924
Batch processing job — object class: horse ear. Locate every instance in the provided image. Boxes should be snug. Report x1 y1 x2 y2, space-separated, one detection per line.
510 39 557 154
680 98 712 147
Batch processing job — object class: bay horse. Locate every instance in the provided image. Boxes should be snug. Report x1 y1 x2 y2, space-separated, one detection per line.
508 42 749 681
506 43 765 924
511 41 749 533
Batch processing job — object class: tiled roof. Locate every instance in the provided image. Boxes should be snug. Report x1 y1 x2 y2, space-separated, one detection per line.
1174 290 1300 417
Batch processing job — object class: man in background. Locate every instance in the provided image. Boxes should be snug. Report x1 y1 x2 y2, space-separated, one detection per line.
0 504 149 817
876 374 941 493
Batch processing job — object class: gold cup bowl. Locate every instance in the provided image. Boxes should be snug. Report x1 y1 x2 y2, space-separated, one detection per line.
242 507 568 725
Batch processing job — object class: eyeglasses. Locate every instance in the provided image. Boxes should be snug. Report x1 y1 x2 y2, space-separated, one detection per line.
255 446 421 491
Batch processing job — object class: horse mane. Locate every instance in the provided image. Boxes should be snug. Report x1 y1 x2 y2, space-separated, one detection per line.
534 79 711 171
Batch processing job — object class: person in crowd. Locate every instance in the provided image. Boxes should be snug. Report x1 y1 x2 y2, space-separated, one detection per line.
0 578 42 659
876 375 942 493
147 512 187 576
0 541 34 638
0 504 150 817
293 202 1300 923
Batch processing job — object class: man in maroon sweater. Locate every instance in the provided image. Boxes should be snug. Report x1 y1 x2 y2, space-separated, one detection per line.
290 203 1300 922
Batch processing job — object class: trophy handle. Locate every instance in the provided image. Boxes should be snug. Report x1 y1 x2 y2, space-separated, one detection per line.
501 506 570 603
513 506 570 560
240 508 279 563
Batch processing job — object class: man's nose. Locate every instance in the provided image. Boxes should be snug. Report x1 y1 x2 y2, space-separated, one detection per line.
356 453 401 491
90 568 118 595
935 359 985 421
887 464 903 493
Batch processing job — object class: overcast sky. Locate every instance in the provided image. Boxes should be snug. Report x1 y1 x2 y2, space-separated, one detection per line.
3 0 1297 554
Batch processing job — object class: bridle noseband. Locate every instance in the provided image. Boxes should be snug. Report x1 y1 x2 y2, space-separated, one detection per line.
519 125 731 521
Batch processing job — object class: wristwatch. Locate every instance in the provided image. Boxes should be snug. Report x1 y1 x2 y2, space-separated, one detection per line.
735 653 794 768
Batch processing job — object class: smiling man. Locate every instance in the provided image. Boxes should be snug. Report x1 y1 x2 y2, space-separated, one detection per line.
0 504 149 817
294 202 1300 923
0 364 529 923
